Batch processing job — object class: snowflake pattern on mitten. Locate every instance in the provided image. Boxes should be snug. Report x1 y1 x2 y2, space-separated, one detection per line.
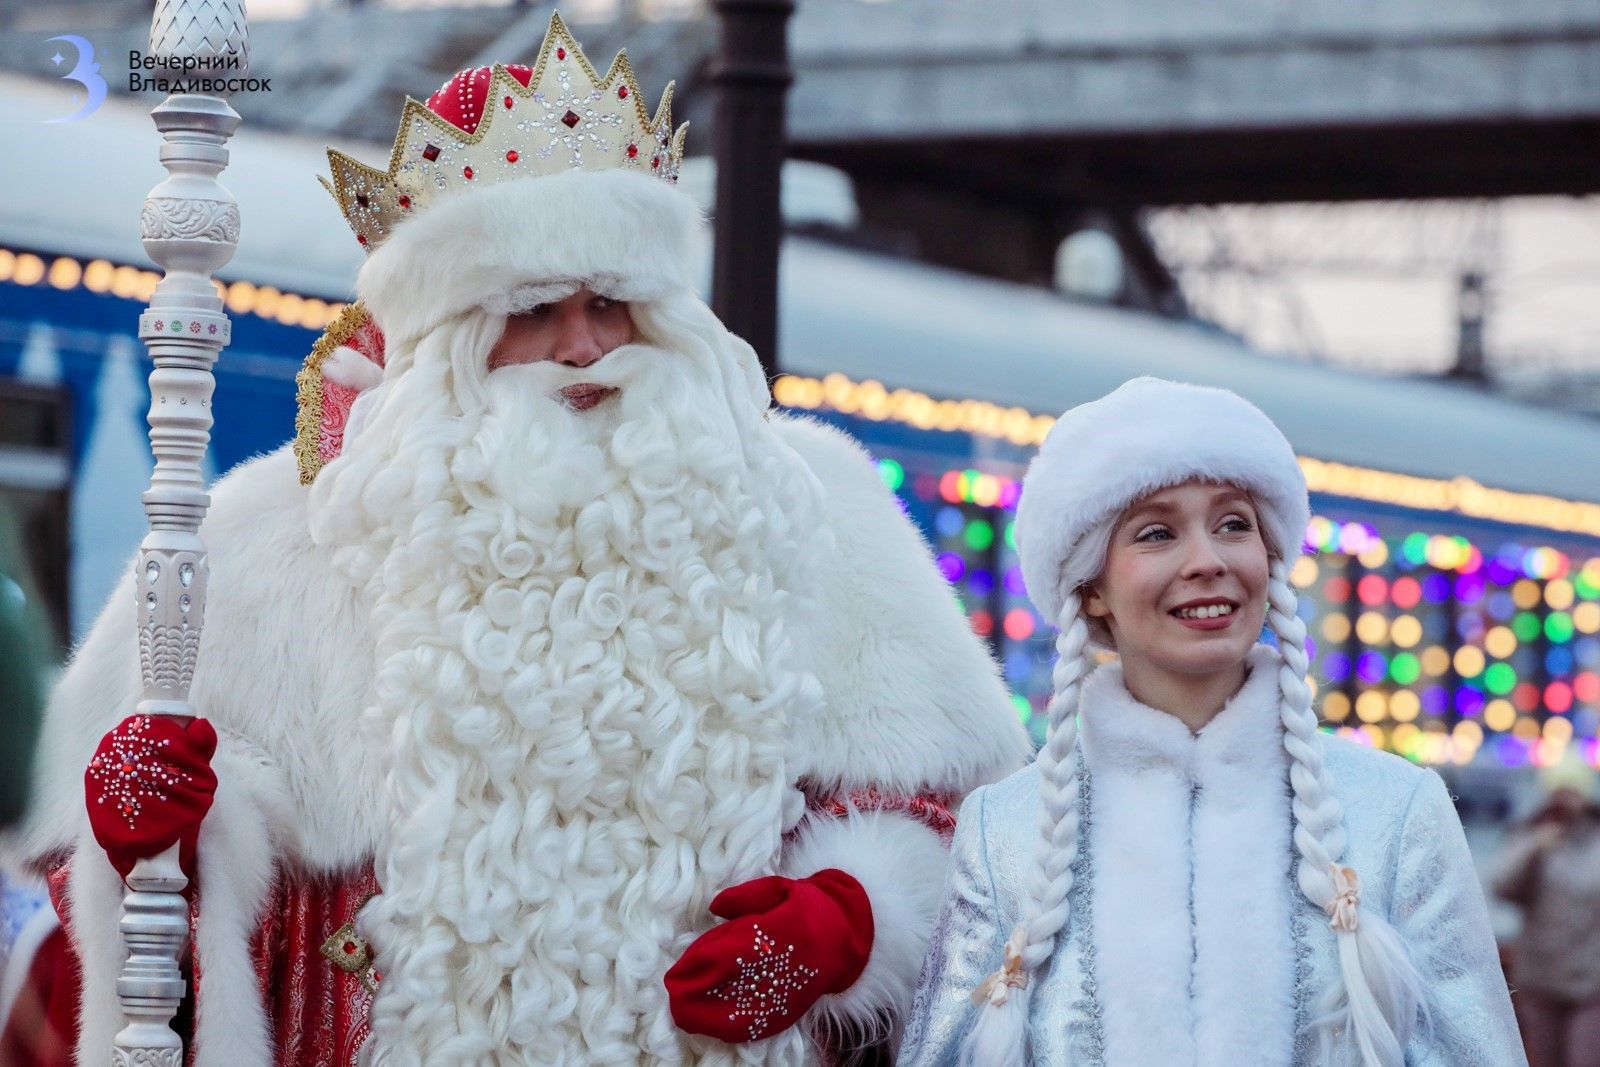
709 923 821 1040
87 715 193 829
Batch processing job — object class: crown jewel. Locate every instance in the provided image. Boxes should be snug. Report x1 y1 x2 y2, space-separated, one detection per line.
321 12 688 253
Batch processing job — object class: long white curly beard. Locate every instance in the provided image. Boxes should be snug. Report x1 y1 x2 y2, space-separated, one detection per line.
309 307 824 1067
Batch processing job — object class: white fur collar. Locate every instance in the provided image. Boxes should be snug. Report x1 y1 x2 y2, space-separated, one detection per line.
1078 644 1286 777
1078 644 1297 1066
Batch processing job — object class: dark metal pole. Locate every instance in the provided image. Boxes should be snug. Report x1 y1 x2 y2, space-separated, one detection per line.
710 0 794 383
1451 270 1487 381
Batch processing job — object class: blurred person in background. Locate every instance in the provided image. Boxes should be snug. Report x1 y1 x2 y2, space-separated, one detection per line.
0 497 47 831
1495 757 1600 1067
0 498 69 1063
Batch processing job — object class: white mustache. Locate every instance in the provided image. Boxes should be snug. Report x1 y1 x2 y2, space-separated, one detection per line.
487 342 667 395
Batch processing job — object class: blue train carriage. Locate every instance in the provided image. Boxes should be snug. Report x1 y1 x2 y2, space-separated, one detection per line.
0 73 360 645
2 71 1597 787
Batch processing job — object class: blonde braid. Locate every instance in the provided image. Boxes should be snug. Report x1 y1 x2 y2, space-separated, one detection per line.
960 594 1090 1067
1268 558 1426 1067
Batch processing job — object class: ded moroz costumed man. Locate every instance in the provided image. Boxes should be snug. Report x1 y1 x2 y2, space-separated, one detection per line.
3 14 1027 1066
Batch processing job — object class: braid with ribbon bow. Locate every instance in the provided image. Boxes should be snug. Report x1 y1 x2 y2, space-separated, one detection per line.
1267 557 1428 1066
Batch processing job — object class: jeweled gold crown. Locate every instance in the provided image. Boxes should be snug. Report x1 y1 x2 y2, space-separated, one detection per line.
320 12 688 253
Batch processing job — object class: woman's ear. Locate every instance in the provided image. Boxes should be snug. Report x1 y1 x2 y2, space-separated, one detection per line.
1084 585 1109 619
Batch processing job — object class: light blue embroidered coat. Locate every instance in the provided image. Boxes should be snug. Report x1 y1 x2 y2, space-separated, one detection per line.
899 649 1524 1066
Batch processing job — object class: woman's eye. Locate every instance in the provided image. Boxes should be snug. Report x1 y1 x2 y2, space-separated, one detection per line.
1135 526 1172 542
591 296 616 311
1220 516 1255 534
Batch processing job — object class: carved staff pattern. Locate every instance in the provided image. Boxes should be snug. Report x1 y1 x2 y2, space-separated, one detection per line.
114 1 248 1063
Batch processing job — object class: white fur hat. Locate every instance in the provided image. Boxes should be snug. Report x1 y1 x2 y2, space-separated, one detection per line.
1015 377 1310 620
357 169 702 346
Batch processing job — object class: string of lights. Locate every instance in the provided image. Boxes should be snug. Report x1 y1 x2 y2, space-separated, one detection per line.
8 245 1596 770
0 246 345 332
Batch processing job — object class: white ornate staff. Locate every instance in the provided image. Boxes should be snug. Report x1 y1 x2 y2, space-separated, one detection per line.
117 1 248 1063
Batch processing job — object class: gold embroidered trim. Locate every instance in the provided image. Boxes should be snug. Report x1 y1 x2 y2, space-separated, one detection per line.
293 300 374 486
319 891 381 993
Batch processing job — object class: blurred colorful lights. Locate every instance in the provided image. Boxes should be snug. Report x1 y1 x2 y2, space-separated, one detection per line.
1546 613 1575 643
967 568 995 597
936 552 964 583
1003 609 1035 641
939 468 1021 510
1389 653 1421 686
900 468 1600 769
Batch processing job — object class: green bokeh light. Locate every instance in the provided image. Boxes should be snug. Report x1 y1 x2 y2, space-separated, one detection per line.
1484 663 1517 695
1545 613 1575 643
1513 612 1542 642
966 519 995 552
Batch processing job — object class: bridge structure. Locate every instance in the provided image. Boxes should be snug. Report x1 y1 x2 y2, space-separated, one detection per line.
784 0 1600 292
4 0 1597 298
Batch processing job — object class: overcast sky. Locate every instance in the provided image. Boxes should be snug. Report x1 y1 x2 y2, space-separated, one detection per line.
1149 197 1600 376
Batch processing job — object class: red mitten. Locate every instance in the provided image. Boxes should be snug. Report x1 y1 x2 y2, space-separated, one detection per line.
664 868 873 1044
84 715 218 883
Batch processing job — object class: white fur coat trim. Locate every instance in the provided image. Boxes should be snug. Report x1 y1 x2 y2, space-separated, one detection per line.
772 416 1028 796
358 169 702 346
779 810 948 1047
321 344 384 391
10 417 1020 1062
1079 645 1296 1066
68 737 289 1067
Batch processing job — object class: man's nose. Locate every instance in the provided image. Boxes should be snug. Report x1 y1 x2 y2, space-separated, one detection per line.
551 315 604 368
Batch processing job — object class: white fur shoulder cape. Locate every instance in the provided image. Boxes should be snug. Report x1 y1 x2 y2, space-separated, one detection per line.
6 412 1026 1064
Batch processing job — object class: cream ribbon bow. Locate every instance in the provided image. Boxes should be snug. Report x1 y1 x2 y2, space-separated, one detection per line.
1325 864 1362 933
971 924 1030 1006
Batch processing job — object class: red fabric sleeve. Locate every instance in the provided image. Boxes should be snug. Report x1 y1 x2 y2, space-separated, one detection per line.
802 785 959 843
0 925 79 1067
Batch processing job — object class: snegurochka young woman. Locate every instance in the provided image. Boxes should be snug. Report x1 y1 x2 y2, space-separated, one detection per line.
898 378 1525 1067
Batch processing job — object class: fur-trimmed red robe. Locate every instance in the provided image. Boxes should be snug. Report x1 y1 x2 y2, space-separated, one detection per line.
4 415 1026 1066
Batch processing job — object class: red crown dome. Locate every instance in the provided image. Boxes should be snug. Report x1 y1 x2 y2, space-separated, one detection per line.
426 64 534 134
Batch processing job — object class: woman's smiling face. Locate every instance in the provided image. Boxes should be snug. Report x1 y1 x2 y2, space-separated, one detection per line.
1085 480 1271 704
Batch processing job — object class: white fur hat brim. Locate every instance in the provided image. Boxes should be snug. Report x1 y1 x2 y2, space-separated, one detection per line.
1015 376 1310 621
357 168 702 345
